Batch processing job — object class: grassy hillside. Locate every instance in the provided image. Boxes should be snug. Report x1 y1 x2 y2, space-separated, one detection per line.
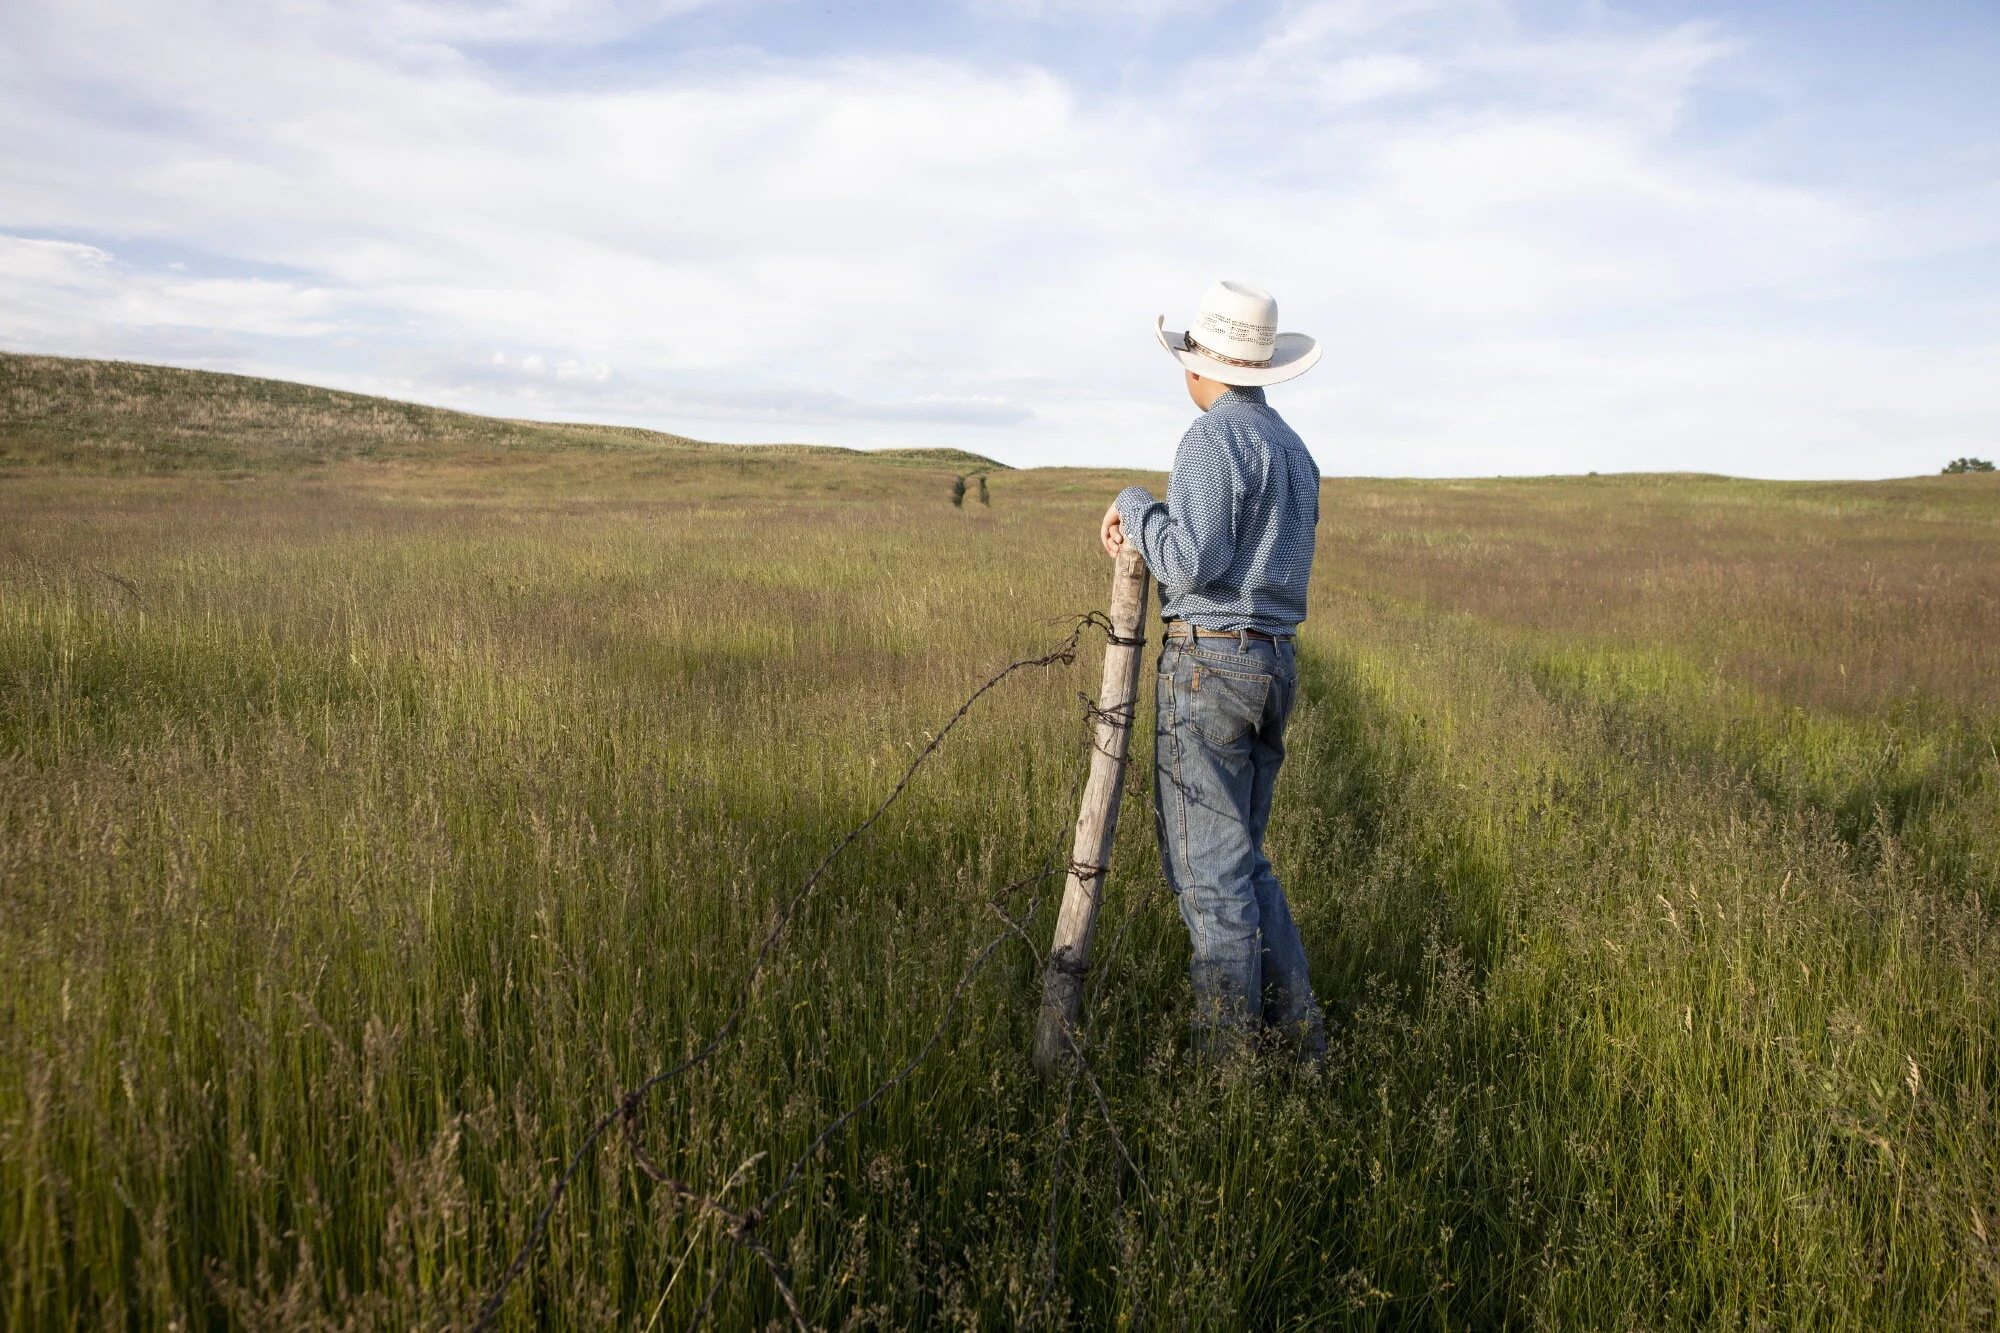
0 353 1005 474
2 369 1999 1329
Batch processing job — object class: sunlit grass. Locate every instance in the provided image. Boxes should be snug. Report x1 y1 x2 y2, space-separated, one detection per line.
3 384 1999 1327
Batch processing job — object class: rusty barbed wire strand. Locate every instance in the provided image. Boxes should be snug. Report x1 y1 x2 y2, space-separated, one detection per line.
469 613 1119 1332
1026 685 1195 1333
1059 830 1192 1330
88 565 150 611
647 610 1169 1331
756 898 1047 1216
1079 691 1142 765
642 686 1104 1330
686 1246 739 1333
1028 685 1147 1332
618 1140 809 1333
678 899 1051 1331
1029 1060 1083 1330
1066 1021 1185 1297
627 823 1075 1329
661 880 1061 1332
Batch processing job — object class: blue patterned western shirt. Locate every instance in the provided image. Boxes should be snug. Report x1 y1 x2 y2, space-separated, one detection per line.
1113 386 1319 635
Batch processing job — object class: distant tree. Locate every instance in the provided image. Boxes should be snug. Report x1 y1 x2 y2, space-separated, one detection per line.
1943 457 1996 473
951 474 967 507
977 474 990 506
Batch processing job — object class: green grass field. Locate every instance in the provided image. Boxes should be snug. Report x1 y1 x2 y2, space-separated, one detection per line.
4 353 1999 1329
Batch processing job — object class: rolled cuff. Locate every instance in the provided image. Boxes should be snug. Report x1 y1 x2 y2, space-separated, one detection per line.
1112 486 1161 570
1113 485 1159 531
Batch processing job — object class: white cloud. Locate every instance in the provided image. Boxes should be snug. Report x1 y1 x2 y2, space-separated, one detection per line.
0 0 1994 474
964 0 1216 19
1316 54 1439 105
0 235 113 285
357 0 724 45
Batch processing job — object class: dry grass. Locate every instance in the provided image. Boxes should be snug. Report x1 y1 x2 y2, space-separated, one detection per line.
1317 472 2000 717
0 353 1003 474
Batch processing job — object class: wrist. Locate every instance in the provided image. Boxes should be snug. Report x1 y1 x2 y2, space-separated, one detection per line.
1112 487 1153 533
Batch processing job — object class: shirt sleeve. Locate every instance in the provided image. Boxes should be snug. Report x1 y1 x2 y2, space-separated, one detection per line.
1113 423 1240 595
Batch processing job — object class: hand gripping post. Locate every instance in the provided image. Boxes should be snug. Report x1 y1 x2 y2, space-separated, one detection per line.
1032 545 1150 1074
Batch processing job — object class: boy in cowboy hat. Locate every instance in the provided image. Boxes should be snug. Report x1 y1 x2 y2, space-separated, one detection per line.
1100 280 1327 1061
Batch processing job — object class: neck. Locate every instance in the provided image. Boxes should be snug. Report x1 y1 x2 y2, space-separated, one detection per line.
1190 379 1232 411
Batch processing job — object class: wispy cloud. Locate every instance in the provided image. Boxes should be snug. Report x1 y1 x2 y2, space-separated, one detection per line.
1 0 1994 474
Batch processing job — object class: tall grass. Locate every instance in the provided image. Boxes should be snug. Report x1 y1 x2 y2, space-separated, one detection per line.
2 456 1997 1328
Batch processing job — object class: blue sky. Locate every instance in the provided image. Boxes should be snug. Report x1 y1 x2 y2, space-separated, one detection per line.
3 0 1996 476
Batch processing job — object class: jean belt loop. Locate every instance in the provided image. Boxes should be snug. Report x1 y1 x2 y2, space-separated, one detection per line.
1237 627 1249 654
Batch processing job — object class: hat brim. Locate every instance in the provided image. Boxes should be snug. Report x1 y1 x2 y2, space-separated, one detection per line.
1156 316 1320 386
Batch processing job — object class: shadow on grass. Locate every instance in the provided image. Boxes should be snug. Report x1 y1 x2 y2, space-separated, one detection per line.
1024 644 1533 1329
1282 645 1509 1022
1528 644 2000 878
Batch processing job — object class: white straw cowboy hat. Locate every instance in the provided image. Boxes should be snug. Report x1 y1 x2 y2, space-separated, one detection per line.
1157 280 1321 387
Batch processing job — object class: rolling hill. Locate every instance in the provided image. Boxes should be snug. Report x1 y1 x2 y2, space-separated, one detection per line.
0 352 1006 474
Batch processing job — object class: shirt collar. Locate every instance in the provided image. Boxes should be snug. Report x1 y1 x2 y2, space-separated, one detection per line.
1211 385 1267 409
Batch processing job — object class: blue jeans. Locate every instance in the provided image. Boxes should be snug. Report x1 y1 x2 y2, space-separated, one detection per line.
1154 635 1326 1059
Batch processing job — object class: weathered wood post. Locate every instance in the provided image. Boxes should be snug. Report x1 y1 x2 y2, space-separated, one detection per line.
1033 545 1150 1075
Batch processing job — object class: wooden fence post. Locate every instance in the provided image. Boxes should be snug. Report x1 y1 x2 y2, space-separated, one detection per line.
1033 545 1151 1075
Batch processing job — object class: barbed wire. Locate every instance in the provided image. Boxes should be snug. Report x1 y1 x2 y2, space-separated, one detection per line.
1026 712 1190 1333
644 691 1103 1331
681 895 1051 1333
469 611 1134 1332
1067 1021 1183 1294
1030 1059 1083 1329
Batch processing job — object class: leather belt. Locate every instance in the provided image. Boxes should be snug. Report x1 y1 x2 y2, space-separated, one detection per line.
1163 623 1293 644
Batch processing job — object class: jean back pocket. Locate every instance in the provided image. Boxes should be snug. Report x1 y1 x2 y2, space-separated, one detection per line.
1187 660 1271 747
